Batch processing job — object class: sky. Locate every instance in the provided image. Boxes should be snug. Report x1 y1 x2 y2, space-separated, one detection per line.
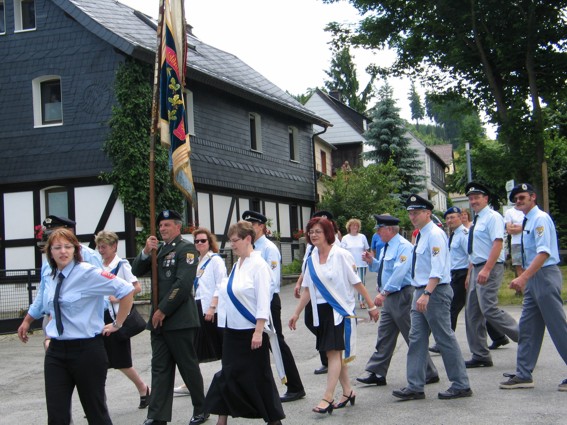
117 0 419 121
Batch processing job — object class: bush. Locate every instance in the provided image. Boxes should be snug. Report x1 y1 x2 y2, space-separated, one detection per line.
282 259 302 275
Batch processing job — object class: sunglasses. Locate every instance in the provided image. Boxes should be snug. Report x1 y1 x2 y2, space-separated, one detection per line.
194 239 208 244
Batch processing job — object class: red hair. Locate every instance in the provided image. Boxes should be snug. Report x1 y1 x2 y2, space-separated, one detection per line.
306 217 335 245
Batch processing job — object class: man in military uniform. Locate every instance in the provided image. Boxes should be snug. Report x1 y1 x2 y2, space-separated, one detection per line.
132 210 207 425
464 182 518 368
357 214 439 387
499 184 567 391
242 210 306 403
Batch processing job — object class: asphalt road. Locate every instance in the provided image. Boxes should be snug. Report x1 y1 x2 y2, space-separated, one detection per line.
2 272 566 425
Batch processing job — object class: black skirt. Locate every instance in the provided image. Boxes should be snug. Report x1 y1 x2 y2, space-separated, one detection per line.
195 300 223 363
103 309 132 369
315 302 346 353
204 328 285 422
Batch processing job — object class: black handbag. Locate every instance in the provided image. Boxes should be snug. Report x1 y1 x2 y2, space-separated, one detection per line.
108 260 148 341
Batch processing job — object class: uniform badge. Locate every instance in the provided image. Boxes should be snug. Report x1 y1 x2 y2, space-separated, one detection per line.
463 229 469 235
536 226 544 237
521 183 528 190
101 270 116 279
399 255 407 263
432 247 440 257
410 196 416 202
186 253 195 264
165 270 172 278
352 264 357 273
270 260 278 270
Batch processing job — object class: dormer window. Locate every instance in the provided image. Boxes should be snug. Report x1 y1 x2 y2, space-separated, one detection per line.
33 76 63 126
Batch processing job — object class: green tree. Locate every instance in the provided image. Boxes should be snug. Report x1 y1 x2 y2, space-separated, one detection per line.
408 81 424 126
363 83 424 195
323 23 378 113
324 0 567 202
317 162 407 238
102 58 183 247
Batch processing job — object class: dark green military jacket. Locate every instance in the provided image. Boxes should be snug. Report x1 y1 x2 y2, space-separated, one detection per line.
132 234 200 331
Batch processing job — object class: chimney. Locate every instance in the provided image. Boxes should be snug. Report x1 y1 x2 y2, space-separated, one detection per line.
329 90 342 102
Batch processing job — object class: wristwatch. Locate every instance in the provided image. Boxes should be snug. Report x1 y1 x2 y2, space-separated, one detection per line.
112 320 122 329
423 289 433 296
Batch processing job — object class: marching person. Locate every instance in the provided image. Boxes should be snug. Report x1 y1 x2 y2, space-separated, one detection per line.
464 182 518 368
340 218 370 308
289 216 379 414
95 230 150 409
18 228 135 424
132 210 207 425
499 184 567 391
242 210 306 403
204 221 285 425
393 194 471 401
357 214 439 387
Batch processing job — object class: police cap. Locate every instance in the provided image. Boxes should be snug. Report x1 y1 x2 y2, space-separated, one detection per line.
156 210 182 225
242 210 267 224
311 210 334 220
405 194 434 211
373 214 400 229
444 206 462 219
509 183 535 202
43 215 76 229
465 182 491 197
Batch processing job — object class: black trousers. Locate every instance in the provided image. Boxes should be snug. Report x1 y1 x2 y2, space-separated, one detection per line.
45 335 111 425
270 293 304 392
304 301 328 367
450 268 468 331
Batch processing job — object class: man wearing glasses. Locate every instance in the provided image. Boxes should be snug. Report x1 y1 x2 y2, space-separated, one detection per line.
499 184 567 391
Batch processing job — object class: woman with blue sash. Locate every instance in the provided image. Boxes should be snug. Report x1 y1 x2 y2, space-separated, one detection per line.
289 217 379 415
204 221 284 425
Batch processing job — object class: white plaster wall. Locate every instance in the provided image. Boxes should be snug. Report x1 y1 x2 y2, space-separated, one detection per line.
279 205 291 238
4 192 34 240
75 186 113 235
197 192 210 230
212 194 233 234
264 202 277 232
5 246 36 269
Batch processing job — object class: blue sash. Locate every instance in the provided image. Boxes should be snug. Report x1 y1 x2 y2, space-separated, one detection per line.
226 264 256 324
307 256 356 362
193 254 219 292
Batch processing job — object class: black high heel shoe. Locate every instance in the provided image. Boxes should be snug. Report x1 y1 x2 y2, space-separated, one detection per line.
333 390 356 409
138 386 150 409
312 399 334 415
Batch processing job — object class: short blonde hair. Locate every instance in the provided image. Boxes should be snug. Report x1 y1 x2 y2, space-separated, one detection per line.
346 218 362 233
95 230 119 247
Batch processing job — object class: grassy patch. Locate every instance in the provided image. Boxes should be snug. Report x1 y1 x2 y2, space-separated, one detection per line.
499 265 567 305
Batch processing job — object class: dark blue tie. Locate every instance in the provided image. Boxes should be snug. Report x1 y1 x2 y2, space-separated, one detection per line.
467 215 478 255
411 233 421 279
520 216 528 268
54 272 65 336
377 243 389 289
448 232 454 250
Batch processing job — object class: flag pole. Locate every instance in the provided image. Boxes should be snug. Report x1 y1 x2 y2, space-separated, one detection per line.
149 0 166 314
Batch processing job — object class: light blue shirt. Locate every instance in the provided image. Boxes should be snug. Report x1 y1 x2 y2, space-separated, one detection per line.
449 225 469 270
368 233 413 293
412 221 451 287
253 235 281 297
28 245 103 319
43 261 134 339
469 206 505 264
522 205 560 267
371 232 385 254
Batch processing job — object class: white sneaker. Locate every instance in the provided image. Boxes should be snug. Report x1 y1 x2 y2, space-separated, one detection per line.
174 385 191 396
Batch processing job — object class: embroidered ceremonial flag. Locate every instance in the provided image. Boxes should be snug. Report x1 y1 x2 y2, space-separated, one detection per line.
159 0 195 203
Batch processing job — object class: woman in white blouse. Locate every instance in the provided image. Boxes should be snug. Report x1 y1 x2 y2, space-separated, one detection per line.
204 221 284 425
340 218 370 308
289 217 379 415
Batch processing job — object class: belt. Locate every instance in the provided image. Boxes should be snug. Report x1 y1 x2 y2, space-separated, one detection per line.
50 334 102 347
473 261 503 267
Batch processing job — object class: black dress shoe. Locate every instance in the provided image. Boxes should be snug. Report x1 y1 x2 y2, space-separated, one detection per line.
426 375 440 385
392 387 425 401
314 365 328 375
428 345 440 354
280 389 306 402
356 371 386 386
465 358 493 368
189 413 209 425
489 337 510 350
438 387 473 399
142 419 167 425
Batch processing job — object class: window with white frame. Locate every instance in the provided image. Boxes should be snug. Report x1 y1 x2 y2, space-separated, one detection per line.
0 1 6 34
14 0 35 31
183 89 195 136
249 112 262 152
288 126 299 161
45 187 68 217
32 76 63 126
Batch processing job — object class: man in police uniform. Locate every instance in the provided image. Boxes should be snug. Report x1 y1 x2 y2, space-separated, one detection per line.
242 210 306 402
429 207 468 353
393 195 471 401
132 210 207 425
499 184 567 391
464 182 518 368
357 214 439 387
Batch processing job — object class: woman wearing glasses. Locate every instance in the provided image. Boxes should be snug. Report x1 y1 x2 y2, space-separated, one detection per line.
289 217 379 415
19 228 134 424
204 221 284 425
